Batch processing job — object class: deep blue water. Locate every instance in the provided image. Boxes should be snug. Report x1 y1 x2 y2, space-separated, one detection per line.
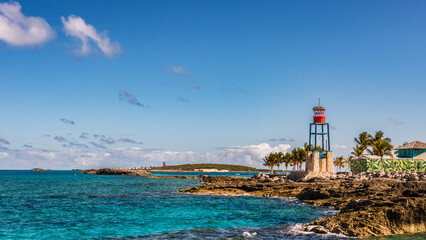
0 170 421 239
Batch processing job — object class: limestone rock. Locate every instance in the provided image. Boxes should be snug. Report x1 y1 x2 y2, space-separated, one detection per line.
179 175 426 237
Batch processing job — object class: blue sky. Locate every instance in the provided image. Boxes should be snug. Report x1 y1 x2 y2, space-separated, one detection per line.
0 0 425 169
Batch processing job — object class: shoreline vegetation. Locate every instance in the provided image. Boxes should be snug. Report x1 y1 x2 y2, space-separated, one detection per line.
81 164 265 175
148 163 262 172
179 173 426 238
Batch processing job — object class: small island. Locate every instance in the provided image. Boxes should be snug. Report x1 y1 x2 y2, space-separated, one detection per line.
31 168 44 171
83 168 151 176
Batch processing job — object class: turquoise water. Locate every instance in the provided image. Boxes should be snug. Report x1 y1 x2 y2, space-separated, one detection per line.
0 171 354 239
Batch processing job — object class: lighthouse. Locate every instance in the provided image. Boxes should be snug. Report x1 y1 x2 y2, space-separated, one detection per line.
306 100 334 173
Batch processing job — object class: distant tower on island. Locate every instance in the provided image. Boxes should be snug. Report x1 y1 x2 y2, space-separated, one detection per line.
306 99 334 173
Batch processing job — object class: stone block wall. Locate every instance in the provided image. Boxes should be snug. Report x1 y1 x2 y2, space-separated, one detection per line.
306 151 334 173
326 152 334 173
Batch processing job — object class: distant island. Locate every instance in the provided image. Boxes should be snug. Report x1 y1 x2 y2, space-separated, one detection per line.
83 168 151 176
31 168 44 171
149 163 262 172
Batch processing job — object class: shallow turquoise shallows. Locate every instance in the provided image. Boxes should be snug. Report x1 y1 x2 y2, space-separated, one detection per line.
1 171 422 240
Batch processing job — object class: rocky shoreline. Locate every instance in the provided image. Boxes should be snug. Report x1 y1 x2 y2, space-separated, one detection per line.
179 173 425 238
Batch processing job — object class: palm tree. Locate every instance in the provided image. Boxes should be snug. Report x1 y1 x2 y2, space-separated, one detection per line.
263 154 274 174
354 131 371 146
351 144 366 158
291 147 306 171
334 156 348 172
304 142 323 152
283 152 292 172
347 156 354 172
369 131 391 144
304 142 310 152
368 139 394 172
354 132 371 155
273 152 285 173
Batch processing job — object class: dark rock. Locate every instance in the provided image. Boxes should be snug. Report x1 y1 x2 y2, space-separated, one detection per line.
296 189 330 200
179 175 426 237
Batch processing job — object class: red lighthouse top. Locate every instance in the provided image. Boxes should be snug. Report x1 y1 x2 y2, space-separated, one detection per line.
313 99 326 123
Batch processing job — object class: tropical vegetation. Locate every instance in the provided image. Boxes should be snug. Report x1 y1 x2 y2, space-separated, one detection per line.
334 156 349 172
149 163 260 172
263 152 285 174
351 130 394 172
263 142 313 173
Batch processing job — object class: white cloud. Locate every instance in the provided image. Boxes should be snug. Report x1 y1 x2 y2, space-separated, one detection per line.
218 143 291 167
164 66 190 74
0 1 54 46
61 15 121 57
164 66 200 90
331 144 349 149
0 143 291 169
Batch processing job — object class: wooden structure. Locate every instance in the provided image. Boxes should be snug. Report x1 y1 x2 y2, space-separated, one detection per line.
395 141 426 159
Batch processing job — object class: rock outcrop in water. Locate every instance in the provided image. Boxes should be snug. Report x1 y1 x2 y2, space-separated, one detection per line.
83 168 151 176
31 168 44 171
179 174 426 237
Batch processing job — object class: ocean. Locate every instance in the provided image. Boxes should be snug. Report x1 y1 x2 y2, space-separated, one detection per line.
0 170 422 239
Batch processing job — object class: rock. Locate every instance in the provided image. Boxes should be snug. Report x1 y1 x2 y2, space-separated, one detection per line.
311 226 328 234
179 176 426 238
296 189 330 200
31 168 44 171
408 174 419 181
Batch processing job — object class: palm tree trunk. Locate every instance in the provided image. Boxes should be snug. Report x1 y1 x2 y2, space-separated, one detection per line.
380 156 384 172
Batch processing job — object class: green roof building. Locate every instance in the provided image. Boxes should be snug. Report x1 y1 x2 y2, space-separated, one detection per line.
395 141 426 159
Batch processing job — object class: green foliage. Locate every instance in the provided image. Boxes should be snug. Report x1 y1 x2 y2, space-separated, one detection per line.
353 132 371 155
351 144 367 158
291 147 306 171
367 159 381 172
404 159 417 172
352 131 394 171
334 156 348 172
304 142 323 152
150 164 260 171
263 145 309 172
382 159 393 172
283 152 292 171
350 158 425 173
350 159 367 173
418 159 426 172
263 152 285 173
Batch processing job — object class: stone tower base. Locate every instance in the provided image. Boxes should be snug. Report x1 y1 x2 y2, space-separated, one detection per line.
306 151 334 173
